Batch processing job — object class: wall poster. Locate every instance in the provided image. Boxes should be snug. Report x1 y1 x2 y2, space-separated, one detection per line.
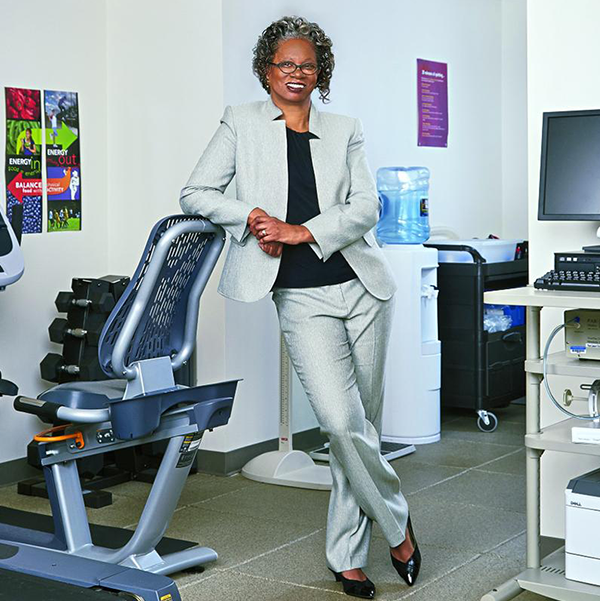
417 59 448 148
5 87 43 233
44 90 81 232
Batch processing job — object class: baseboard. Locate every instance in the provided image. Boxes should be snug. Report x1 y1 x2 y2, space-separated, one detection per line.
0 428 328 484
0 457 39 487
196 427 327 476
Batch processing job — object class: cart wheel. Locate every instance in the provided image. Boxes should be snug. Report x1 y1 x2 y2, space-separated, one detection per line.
477 412 498 433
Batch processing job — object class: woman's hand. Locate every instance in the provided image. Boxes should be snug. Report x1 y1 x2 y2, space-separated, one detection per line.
247 207 268 233
258 240 283 257
246 209 284 257
247 207 268 240
252 215 314 245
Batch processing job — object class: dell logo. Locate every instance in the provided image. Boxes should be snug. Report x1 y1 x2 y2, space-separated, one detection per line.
570 501 582 507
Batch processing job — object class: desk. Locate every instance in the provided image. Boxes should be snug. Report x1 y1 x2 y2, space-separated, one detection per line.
482 285 600 601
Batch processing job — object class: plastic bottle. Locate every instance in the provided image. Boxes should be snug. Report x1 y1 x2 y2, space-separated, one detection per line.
376 166 431 244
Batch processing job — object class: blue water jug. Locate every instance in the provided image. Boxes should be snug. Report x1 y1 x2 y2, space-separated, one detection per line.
376 166 431 244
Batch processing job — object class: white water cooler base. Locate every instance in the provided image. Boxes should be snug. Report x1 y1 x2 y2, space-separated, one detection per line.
382 389 441 445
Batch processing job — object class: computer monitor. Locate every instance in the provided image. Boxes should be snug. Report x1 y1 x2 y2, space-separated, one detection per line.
538 109 600 221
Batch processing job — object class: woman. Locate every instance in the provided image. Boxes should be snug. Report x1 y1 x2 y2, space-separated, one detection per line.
180 16 421 599
20 128 36 155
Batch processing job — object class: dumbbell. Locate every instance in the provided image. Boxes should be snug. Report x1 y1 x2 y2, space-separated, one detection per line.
55 291 115 314
0 372 17 397
48 318 103 345
40 353 104 382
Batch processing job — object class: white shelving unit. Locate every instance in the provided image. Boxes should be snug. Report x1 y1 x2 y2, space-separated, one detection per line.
481 286 600 601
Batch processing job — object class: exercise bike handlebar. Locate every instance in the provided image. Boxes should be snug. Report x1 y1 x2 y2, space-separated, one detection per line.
14 395 111 424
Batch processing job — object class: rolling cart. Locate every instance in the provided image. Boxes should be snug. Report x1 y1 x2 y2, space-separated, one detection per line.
425 244 528 432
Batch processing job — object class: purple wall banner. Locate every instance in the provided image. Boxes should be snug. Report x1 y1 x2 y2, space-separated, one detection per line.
417 59 448 148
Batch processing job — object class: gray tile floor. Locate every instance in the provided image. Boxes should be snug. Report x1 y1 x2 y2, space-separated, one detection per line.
0 402 552 600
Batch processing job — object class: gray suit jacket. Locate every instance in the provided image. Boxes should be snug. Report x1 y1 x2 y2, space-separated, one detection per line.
180 98 397 303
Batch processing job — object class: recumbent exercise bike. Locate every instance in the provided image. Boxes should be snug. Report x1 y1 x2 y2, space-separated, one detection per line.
0 215 238 600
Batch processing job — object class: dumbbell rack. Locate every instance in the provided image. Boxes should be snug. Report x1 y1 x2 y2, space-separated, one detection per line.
41 276 128 383
20 276 129 508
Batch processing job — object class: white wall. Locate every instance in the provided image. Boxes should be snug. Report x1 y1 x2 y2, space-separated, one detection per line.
106 0 224 277
501 0 528 239
105 0 232 451
0 0 109 463
527 0 600 538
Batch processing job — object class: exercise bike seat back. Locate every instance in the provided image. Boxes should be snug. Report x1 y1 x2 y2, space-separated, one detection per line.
27 214 238 440
99 213 210 380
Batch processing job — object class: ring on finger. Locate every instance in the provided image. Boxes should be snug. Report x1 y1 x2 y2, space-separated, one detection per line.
261 229 267 237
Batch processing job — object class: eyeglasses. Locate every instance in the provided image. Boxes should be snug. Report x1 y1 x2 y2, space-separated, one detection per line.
269 61 319 75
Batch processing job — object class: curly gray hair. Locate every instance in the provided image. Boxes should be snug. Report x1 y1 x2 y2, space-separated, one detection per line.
252 16 335 103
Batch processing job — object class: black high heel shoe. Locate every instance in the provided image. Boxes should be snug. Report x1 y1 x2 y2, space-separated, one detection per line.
328 568 376 599
390 515 421 587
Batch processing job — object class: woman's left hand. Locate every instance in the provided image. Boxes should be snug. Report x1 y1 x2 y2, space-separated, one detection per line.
258 240 283 257
252 215 313 245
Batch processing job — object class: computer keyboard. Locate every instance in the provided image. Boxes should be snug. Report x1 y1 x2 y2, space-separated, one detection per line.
535 269 600 292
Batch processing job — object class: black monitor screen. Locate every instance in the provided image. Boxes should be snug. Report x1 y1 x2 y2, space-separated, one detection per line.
539 110 600 220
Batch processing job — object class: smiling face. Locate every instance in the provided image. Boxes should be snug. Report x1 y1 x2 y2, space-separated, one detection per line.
267 38 318 108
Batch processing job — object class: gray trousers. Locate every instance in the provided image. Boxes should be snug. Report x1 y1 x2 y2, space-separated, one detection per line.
272 278 408 572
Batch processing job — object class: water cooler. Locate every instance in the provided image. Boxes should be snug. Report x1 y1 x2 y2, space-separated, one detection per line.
381 244 441 445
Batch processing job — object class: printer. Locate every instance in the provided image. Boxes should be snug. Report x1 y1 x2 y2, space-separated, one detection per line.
566 468 600 586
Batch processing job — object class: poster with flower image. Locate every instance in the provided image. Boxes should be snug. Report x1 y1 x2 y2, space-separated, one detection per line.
44 90 81 232
5 87 43 234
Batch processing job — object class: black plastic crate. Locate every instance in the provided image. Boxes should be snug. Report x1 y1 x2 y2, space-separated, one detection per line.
440 325 526 409
426 243 528 429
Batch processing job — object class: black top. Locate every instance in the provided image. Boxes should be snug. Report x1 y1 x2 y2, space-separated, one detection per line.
273 128 357 289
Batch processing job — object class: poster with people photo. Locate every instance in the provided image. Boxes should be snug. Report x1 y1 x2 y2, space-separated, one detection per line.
5 87 43 234
44 90 81 232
